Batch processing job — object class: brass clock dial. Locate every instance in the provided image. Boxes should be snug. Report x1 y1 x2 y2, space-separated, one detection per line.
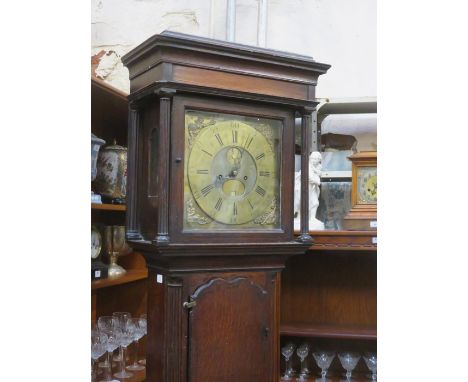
184 110 281 230
357 166 377 204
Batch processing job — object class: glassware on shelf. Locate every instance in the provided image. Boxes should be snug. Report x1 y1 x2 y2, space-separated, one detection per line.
138 314 147 366
97 316 113 367
280 342 296 380
126 318 146 371
114 318 134 379
91 326 106 382
112 312 133 379
296 343 310 380
338 352 361 382
97 316 120 381
363 352 377 381
312 351 335 382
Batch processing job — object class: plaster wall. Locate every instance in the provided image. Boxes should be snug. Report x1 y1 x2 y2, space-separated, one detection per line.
91 0 376 99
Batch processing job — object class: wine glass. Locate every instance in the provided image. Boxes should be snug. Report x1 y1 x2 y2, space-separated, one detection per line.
138 314 147 366
113 317 135 379
338 352 360 382
111 312 130 361
97 316 120 381
91 327 106 381
363 352 377 381
312 351 335 382
126 318 145 371
112 312 132 377
281 343 296 380
296 343 310 380
97 316 114 369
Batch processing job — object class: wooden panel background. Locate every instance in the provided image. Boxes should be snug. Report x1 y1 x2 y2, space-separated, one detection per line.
281 251 377 327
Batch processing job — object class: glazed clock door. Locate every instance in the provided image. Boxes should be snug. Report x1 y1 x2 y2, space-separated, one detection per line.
187 273 275 382
170 95 296 243
184 109 282 230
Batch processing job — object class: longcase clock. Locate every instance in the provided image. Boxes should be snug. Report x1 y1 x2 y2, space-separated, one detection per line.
122 31 330 382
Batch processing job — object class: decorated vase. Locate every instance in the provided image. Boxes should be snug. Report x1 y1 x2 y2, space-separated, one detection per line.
94 139 127 203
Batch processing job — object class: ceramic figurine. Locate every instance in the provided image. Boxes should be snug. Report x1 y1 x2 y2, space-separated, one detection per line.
91 133 106 204
294 151 325 231
94 139 127 204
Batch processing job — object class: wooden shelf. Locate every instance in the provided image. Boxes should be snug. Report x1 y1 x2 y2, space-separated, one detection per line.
92 203 126 211
279 374 369 382
280 322 377 340
95 363 145 382
294 230 377 251
92 269 148 290
121 368 145 382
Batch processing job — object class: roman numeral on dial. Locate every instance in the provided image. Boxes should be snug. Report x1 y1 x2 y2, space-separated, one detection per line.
197 169 209 174
255 153 265 160
232 130 238 143
215 197 223 211
255 185 266 197
201 184 214 197
247 199 254 210
244 135 254 149
215 133 224 146
259 171 270 177
233 202 238 216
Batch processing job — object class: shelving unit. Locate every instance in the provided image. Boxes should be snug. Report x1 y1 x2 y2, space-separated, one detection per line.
92 269 148 290
91 76 148 324
309 230 376 251
280 97 377 377
279 376 369 382
280 230 377 376
280 322 376 340
91 203 126 212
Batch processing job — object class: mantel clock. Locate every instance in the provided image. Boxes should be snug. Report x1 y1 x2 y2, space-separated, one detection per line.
122 31 330 382
343 151 377 231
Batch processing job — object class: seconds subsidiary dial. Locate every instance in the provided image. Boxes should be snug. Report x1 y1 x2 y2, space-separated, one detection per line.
184 111 281 229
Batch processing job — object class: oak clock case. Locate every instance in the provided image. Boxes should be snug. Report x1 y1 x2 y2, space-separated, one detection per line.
121 30 330 382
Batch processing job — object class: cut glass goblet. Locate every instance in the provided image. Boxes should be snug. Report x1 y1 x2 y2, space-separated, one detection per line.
363 352 377 381
296 343 310 380
312 351 335 382
338 352 360 382
281 343 296 380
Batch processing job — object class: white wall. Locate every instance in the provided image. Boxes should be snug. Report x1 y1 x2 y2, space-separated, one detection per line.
92 0 376 99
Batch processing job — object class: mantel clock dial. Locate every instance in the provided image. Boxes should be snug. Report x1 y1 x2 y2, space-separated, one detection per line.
184 110 282 230
91 225 102 260
357 166 377 204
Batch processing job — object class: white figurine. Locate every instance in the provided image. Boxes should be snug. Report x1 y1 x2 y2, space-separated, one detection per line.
294 151 325 231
